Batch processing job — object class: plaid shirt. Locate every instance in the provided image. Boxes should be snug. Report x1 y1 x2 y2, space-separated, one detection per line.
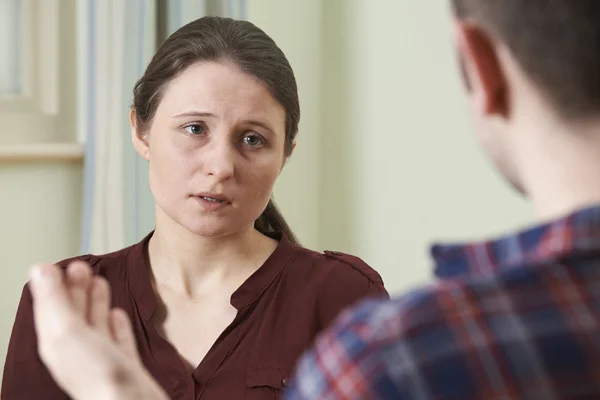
286 205 600 399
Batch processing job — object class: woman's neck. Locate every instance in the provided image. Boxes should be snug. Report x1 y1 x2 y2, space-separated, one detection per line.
147 208 277 298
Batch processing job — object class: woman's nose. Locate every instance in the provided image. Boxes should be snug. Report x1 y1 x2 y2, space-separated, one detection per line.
201 140 235 180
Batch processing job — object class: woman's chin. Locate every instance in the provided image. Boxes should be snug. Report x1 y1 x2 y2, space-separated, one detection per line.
182 221 252 239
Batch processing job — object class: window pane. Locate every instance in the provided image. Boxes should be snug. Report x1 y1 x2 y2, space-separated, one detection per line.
0 0 22 97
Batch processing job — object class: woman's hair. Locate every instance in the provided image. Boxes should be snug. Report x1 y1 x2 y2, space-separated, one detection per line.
132 16 300 244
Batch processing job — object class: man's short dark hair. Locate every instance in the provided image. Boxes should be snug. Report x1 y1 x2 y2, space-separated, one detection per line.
452 0 600 120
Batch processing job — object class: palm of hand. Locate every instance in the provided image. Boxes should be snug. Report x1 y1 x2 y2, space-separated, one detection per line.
29 262 168 400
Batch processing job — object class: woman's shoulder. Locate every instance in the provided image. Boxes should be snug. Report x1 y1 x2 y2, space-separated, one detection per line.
286 244 389 328
287 244 385 287
53 240 142 275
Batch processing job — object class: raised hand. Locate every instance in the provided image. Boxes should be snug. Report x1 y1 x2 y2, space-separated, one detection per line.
29 262 167 400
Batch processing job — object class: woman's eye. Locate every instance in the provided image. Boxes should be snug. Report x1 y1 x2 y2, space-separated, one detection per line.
243 134 264 147
184 124 205 135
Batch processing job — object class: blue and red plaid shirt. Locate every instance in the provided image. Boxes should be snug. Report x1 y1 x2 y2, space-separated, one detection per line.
286 205 600 399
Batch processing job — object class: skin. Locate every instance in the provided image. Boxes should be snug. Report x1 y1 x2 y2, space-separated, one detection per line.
31 12 600 400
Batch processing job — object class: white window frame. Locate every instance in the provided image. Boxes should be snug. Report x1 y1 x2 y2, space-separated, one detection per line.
0 0 59 116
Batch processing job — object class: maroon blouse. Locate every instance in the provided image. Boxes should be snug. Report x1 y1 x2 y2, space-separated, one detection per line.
2 233 388 399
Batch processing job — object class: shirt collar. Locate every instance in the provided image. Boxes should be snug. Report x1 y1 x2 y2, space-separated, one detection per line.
230 232 295 309
127 231 156 320
127 231 295 320
431 204 600 280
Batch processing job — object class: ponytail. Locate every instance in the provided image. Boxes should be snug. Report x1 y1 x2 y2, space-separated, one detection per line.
255 198 299 245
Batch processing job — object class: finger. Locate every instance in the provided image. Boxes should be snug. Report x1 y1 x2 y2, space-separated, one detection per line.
29 264 81 362
65 261 93 318
109 308 140 362
29 264 74 329
88 276 111 335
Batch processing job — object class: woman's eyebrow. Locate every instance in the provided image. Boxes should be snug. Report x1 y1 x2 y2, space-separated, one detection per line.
244 119 276 134
171 111 216 118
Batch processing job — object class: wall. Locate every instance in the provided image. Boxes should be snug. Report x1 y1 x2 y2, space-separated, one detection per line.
0 162 82 351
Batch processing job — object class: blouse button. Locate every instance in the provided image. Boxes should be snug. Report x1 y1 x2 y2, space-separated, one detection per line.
282 377 291 387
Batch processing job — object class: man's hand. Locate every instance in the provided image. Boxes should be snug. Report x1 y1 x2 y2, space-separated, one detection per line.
29 262 168 400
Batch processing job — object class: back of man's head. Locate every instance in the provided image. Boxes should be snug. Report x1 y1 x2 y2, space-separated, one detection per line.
452 0 600 121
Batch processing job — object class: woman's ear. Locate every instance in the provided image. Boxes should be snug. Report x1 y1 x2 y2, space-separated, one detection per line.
130 108 150 160
281 140 297 171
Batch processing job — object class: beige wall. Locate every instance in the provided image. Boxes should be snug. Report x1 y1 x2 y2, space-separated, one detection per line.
0 162 82 351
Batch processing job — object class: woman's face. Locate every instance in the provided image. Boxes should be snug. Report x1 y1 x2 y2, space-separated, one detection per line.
132 61 288 238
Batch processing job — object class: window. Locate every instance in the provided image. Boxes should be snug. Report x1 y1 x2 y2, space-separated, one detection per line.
0 0 76 150
0 0 23 98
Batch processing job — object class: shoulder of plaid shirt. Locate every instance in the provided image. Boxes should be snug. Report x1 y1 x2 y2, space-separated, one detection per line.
285 204 600 400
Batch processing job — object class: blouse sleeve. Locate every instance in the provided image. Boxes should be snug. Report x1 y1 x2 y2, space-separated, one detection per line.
316 251 389 330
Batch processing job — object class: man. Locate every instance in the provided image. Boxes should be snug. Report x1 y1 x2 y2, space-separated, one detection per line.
26 0 600 399
287 0 600 398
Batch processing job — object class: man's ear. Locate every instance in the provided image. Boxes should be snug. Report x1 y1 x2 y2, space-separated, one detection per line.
130 108 150 160
454 21 508 117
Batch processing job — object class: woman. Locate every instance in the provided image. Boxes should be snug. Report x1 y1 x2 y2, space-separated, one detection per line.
2 16 387 399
